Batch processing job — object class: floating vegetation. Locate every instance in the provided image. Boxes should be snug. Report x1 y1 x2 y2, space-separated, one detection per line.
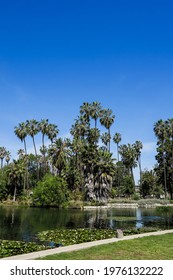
37 227 159 246
0 240 49 258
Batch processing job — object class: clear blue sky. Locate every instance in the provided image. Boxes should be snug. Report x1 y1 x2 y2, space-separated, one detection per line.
1 0 173 182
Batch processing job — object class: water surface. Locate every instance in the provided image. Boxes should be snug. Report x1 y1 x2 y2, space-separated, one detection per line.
0 206 172 242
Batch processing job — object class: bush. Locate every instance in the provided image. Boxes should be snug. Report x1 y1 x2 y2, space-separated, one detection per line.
32 174 69 207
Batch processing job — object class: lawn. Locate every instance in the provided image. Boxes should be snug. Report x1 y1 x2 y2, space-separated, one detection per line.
37 233 173 260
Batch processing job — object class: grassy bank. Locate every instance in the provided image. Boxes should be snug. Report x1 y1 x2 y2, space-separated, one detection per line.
37 233 173 260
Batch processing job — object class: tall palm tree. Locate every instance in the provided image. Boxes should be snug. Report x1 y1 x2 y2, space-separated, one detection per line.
26 119 39 180
90 101 102 129
26 119 39 156
154 119 167 197
5 151 11 165
101 132 111 150
119 143 137 185
39 119 49 149
100 108 115 152
7 160 26 200
113 132 122 162
48 138 71 176
0 146 7 168
133 140 143 186
113 132 122 194
80 102 92 126
47 123 59 143
14 122 28 154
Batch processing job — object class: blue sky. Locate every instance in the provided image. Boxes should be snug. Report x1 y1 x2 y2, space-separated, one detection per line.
1 0 173 182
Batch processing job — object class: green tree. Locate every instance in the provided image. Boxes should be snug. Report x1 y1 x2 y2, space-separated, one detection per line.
133 140 143 187
32 174 69 207
0 147 7 168
119 143 137 186
100 108 115 152
14 122 28 154
26 119 39 156
154 119 167 197
7 160 26 201
48 138 71 176
113 132 122 162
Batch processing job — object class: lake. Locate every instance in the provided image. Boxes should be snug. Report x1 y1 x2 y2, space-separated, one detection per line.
0 206 173 243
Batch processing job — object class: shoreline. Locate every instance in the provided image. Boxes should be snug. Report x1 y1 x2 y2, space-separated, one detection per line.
84 203 173 209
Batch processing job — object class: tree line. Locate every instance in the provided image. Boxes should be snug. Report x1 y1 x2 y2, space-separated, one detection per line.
0 101 172 205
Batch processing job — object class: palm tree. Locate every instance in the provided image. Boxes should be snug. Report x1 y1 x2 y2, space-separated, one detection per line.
48 138 71 176
26 119 39 156
17 149 25 160
113 133 122 194
0 146 7 168
14 122 28 154
7 160 26 201
5 151 11 165
133 140 143 186
100 108 115 152
101 132 111 150
47 123 59 143
119 143 137 185
39 119 49 148
80 102 92 126
154 119 167 197
70 116 88 139
113 132 122 162
90 101 102 129
26 119 39 180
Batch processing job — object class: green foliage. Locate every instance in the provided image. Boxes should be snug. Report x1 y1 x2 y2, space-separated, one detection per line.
32 174 69 207
37 227 160 247
120 175 135 197
38 228 116 246
0 168 8 201
155 206 173 216
0 240 49 258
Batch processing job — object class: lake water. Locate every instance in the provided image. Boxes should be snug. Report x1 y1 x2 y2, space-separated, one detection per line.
0 206 173 242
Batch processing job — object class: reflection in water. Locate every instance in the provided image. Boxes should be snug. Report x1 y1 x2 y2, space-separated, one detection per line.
136 208 142 228
0 206 173 243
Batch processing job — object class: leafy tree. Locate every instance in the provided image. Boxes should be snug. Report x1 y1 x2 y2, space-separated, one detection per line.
119 143 137 185
140 169 164 198
120 175 135 197
32 174 69 207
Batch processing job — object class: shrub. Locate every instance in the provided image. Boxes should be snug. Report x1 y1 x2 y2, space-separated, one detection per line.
32 174 69 207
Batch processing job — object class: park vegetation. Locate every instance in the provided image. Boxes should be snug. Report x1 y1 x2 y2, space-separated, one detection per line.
0 101 173 206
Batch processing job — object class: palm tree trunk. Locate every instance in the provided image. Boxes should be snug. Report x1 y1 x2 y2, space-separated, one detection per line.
138 156 142 187
108 128 111 152
32 136 39 180
130 167 135 186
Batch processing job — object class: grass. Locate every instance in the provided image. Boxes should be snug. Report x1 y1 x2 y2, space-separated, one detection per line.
37 233 173 260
